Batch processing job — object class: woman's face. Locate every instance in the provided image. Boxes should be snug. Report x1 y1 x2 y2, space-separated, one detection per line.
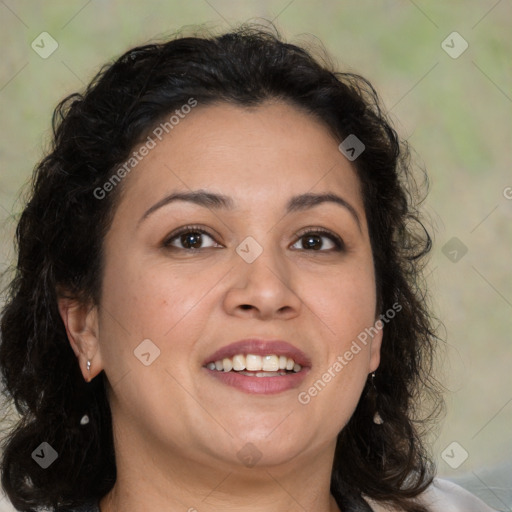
88 101 382 470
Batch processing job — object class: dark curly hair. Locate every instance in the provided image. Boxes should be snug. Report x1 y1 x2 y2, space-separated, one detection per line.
0 23 443 512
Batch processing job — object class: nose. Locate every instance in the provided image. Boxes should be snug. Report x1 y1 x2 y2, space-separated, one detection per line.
223 243 302 321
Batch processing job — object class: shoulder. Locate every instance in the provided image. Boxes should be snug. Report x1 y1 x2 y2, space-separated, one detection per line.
417 478 499 511
365 478 498 512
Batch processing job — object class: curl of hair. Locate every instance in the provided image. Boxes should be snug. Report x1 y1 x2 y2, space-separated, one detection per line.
0 23 443 512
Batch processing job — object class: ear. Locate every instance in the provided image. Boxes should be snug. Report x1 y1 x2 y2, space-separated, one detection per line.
57 294 101 382
368 316 383 374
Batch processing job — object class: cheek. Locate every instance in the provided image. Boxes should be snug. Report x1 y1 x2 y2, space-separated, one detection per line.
101 256 191 330
96 256 238 449
97 254 227 365
304 261 377 340
295 261 377 411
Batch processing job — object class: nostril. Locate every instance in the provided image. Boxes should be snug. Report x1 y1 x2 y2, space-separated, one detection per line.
240 304 252 310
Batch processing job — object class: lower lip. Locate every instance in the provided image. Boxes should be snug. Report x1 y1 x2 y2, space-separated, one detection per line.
203 368 309 394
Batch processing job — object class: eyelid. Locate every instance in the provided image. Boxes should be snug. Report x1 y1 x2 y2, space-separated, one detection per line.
162 224 221 248
292 227 345 251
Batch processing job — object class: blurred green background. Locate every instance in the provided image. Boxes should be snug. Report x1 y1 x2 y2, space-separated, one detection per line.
1 1 511 510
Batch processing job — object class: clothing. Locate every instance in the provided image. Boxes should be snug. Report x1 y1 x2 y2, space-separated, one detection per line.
57 478 498 511
365 478 499 511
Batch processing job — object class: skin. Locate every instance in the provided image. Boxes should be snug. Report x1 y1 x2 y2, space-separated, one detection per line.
58 101 383 512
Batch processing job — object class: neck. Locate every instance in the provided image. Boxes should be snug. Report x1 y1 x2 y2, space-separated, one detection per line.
99 428 340 512
100 475 341 512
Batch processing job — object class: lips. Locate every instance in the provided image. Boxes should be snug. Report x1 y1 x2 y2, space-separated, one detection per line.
203 339 311 368
202 338 311 395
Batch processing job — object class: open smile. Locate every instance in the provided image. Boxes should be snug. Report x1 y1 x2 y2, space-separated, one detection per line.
203 339 311 394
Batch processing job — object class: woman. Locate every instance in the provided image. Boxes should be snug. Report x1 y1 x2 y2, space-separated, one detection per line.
0 24 497 512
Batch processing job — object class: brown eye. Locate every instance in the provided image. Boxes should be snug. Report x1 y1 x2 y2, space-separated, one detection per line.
301 234 325 250
163 226 221 250
291 229 344 252
178 232 205 249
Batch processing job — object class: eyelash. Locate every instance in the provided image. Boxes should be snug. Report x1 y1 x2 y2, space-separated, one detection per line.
162 224 345 252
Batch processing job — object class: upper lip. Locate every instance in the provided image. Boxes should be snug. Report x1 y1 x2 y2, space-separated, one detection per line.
203 339 312 368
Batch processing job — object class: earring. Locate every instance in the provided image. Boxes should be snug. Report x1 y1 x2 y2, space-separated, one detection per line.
373 411 384 425
371 372 384 425
82 361 92 424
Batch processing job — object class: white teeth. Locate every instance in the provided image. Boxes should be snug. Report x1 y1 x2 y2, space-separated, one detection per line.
232 354 246 371
262 355 279 372
245 354 262 371
206 354 303 373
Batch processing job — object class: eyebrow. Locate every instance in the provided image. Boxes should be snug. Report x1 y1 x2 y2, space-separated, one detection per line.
138 190 362 230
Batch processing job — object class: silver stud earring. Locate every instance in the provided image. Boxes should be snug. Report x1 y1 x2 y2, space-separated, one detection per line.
86 360 91 372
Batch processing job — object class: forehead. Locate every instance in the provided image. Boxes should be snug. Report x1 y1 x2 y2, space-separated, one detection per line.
114 101 364 219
